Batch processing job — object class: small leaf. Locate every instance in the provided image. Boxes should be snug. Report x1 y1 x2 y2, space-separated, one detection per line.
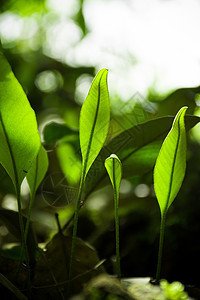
105 154 122 278
80 68 110 180
154 107 187 215
105 154 122 200
26 145 49 197
0 54 40 189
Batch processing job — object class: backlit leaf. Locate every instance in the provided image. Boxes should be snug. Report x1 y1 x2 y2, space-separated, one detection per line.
80 68 110 180
0 53 40 190
105 154 122 201
154 107 187 215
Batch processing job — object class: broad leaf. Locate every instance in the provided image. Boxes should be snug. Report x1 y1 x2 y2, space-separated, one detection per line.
0 53 40 189
154 107 187 215
80 68 110 180
85 115 200 196
26 145 49 197
105 154 122 200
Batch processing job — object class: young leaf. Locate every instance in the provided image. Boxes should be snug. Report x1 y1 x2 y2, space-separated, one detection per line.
26 145 49 198
0 53 41 189
154 106 188 283
80 68 110 180
154 106 187 215
68 68 110 296
105 154 122 200
105 154 122 279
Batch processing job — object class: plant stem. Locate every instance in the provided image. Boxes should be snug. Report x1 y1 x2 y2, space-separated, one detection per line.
24 192 35 242
114 192 121 279
16 185 31 297
155 211 167 284
67 174 85 297
112 159 121 279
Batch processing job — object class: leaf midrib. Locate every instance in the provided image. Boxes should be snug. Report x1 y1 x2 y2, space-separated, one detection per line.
163 115 181 213
82 71 104 179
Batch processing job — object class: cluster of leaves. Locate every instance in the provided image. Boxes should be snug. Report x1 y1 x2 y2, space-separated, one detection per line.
0 49 200 300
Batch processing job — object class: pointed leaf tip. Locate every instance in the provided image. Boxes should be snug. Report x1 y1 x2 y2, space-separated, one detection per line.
80 68 110 180
105 154 122 196
154 106 188 215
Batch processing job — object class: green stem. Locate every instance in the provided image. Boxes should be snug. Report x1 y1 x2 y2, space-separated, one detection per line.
67 174 85 297
24 192 35 243
114 193 121 279
155 211 167 284
16 185 31 297
112 159 121 279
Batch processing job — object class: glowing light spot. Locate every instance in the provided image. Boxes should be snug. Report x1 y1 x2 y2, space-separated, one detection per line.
135 184 150 198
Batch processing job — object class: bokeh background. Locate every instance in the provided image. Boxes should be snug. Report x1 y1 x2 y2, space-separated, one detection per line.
1 0 200 288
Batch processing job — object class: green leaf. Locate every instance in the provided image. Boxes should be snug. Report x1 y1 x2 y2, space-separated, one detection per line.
85 115 200 196
0 53 40 190
80 68 110 180
105 154 122 200
105 154 122 278
154 107 187 215
68 69 110 295
26 145 49 197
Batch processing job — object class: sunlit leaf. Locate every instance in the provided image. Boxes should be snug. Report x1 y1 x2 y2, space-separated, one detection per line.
80 68 110 180
105 154 122 200
0 53 40 190
154 107 187 215
68 68 110 295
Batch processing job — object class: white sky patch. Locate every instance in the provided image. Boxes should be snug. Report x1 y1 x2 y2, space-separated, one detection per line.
46 0 79 17
66 0 200 99
0 0 200 99
0 12 23 41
